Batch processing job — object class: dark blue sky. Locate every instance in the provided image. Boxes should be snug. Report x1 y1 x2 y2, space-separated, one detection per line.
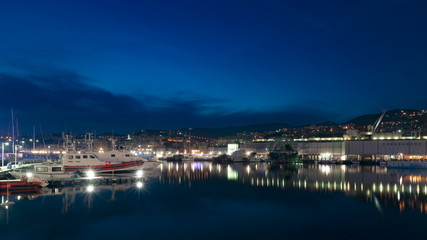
0 0 426 133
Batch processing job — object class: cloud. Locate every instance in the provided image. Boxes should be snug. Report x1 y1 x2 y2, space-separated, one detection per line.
0 70 334 134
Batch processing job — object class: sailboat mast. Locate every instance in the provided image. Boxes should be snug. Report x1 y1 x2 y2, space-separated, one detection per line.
11 108 16 168
15 118 19 167
11 108 14 155
33 126 36 151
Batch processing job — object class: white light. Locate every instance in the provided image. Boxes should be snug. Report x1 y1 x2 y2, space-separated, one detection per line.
320 165 331 175
26 172 33 178
136 181 143 188
86 170 96 179
87 185 94 193
136 170 143 178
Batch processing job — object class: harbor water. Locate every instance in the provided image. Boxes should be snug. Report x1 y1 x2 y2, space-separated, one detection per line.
1 162 427 239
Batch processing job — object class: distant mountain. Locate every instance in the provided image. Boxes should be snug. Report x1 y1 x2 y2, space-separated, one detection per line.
345 113 382 126
315 121 337 126
187 123 292 138
132 109 426 138
345 109 421 126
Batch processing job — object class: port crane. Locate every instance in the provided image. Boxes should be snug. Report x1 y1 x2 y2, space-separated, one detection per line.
371 109 387 134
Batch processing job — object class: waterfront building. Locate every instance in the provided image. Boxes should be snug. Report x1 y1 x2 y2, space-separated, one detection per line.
296 138 427 161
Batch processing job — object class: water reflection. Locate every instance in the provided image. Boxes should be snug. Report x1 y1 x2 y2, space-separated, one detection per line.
0 174 147 224
159 161 427 213
2 162 427 226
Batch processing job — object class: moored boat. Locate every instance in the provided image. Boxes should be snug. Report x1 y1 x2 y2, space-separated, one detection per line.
0 178 42 190
10 164 77 180
62 151 144 173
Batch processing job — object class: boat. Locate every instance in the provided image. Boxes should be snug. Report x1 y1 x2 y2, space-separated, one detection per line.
60 133 145 173
62 151 144 173
0 189 41 197
220 150 259 163
10 163 77 180
141 158 161 170
0 178 42 190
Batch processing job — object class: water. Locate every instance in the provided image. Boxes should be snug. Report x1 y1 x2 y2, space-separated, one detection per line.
1 162 427 240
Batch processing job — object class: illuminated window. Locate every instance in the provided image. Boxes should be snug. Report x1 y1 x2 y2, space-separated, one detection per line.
36 167 48 172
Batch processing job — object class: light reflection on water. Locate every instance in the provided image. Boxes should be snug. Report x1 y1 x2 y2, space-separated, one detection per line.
159 162 427 213
1 162 427 239
2 162 427 214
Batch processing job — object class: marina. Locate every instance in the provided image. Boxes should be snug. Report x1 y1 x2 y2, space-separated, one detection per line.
1 0 427 239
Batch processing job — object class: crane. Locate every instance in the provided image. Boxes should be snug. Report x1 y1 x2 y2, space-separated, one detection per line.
372 109 387 134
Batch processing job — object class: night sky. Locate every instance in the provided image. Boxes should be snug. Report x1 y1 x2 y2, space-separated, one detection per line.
0 0 426 133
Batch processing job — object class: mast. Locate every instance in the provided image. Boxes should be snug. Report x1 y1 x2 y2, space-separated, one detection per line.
11 108 14 154
33 126 35 151
111 128 115 150
15 118 18 167
11 108 15 168
85 133 94 152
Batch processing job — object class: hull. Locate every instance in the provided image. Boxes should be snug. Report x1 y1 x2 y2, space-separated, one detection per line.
142 161 161 171
10 171 76 180
0 189 41 197
64 160 144 173
0 180 42 190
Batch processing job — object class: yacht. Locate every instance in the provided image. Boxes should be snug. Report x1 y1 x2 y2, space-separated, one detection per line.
10 163 77 180
62 151 144 173
60 133 145 173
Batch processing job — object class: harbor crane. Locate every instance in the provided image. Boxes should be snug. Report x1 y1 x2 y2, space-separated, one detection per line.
371 109 387 134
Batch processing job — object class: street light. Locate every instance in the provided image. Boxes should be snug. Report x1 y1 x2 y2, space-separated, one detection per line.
2 142 10 168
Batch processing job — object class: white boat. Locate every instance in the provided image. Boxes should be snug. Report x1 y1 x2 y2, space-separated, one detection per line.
10 163 76 181
62 150 144 173
60 133 145 173
230 150 258 162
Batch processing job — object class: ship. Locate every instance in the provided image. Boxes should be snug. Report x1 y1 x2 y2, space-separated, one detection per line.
61 133 144 173
62 151 144 173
